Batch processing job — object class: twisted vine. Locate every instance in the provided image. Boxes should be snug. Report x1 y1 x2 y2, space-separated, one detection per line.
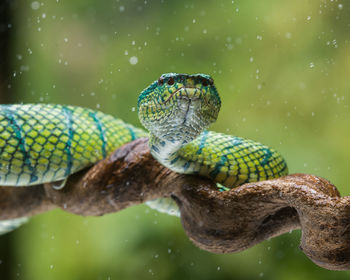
0 138 349 271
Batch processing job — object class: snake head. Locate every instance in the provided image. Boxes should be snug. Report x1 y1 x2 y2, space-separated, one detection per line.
138 73 221 144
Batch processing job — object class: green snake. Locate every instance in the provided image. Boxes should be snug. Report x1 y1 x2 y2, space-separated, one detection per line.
0 73 288 234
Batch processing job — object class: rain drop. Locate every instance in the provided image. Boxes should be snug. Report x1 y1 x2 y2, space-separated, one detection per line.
31 1 40 10
129 56 138 65
285 32 292 39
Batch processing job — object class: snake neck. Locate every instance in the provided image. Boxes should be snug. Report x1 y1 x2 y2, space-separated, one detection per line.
149 134 188 173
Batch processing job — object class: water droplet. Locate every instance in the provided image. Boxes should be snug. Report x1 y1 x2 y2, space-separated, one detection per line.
309 62 314 68
31 1 40 10
119 5 125 12
129 56 138 65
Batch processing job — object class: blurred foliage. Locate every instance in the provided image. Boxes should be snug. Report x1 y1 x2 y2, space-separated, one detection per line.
2 0 350 279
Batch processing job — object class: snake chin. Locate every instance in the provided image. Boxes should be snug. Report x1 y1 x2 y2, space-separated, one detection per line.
178 98 196 124
150 96 216 145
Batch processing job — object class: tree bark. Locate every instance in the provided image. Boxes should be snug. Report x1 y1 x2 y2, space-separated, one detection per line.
1 138 350 271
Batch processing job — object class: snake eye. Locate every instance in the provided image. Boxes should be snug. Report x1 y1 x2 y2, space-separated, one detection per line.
167 77 175 86
158 77 164 85
209 78 214 86
202 79 209 87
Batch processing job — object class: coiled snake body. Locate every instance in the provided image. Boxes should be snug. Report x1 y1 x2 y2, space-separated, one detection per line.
0 73 288 233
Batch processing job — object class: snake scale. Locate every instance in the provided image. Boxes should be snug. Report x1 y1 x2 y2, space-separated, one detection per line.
0 73 288 234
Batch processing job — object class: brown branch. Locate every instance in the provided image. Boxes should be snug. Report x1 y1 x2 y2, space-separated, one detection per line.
1 138 350 271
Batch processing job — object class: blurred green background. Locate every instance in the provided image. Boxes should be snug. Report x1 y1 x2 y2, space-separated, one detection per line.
1 0 350 279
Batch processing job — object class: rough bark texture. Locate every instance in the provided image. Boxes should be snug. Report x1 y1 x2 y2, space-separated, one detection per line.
1 138 350 271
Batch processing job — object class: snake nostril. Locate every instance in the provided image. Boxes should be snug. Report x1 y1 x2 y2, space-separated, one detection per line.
158 77 164 85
